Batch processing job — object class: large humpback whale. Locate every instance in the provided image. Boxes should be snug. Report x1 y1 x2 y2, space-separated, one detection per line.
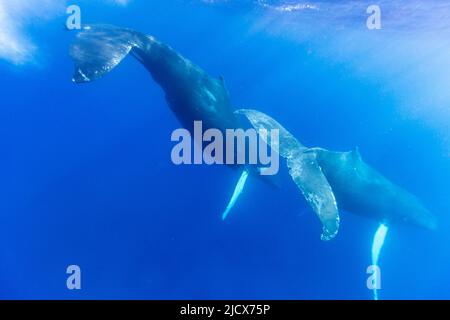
236 109 437 241
69 25 264 218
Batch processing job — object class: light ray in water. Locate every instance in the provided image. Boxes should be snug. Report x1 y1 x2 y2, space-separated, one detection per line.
371 223 389 300
222 169 249 220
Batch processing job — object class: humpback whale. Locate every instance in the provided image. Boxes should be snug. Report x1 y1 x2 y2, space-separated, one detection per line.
69 25 263 218
236 109 437 241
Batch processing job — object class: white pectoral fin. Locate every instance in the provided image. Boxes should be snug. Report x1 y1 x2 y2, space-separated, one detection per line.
287 152 340 241
371 223 389 300
372 223 389 267
222 169 250 220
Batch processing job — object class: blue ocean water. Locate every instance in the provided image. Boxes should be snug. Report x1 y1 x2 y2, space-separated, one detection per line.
1 0 449 299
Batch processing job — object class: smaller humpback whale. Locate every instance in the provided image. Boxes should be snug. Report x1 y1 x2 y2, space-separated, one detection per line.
236 109 437 241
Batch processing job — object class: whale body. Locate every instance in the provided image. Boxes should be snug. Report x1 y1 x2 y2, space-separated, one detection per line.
237 109 437 240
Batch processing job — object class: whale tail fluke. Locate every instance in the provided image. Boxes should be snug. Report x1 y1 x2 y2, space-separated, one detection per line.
235 109 340 241
70 25 139 83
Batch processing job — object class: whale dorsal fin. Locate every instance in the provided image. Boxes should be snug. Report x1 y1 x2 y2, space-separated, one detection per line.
350 146 362 162
217 75 227 91
215 75 231 101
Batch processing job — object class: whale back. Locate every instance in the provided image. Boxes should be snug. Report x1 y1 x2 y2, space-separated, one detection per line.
135 42 238 133
315 148 437 230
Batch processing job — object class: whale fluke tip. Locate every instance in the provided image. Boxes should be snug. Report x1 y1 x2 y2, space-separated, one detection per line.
69 24 136 84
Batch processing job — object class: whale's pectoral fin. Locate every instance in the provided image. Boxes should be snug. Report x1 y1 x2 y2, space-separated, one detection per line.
222 169 250 220
235 108 340 240
70 25 137 83
371 223 389 300
287 152 340 241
